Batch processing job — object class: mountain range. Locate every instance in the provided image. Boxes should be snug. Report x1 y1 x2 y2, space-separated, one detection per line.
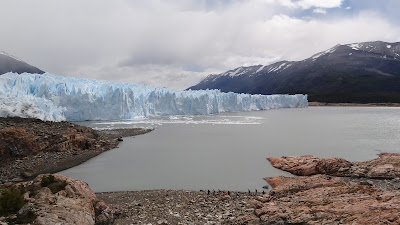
0 51 44 75
188 41 400 103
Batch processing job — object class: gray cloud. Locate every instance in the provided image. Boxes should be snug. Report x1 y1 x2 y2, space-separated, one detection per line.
1 0 400 90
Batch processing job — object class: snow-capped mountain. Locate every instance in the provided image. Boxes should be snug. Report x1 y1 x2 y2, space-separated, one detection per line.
188 41 400 103
0 51 44 75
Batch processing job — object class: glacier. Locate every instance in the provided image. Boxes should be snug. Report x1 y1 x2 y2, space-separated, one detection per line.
0 72 308 121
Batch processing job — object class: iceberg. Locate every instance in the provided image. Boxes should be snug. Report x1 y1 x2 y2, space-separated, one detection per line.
0 72 308 121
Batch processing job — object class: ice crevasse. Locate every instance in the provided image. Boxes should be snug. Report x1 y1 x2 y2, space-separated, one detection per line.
0 72 308 121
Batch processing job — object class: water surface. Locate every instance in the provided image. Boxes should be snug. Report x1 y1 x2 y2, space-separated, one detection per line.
61 107 400 192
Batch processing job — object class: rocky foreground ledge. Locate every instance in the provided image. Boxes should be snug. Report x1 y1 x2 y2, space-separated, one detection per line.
238 153 400 224
0 174 114 224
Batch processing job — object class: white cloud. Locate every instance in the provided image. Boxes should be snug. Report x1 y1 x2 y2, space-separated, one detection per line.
313 8 327 14
299 0 343 9
0 0 399 90
280 0 344 9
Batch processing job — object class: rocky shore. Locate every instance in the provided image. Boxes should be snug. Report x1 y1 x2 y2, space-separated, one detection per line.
239 153 400 224
0 117 152 184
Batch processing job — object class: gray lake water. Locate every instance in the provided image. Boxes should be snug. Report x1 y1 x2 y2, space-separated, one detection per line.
61 107 400 192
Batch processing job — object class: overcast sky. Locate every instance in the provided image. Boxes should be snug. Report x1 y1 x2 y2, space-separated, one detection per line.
1 0 400 90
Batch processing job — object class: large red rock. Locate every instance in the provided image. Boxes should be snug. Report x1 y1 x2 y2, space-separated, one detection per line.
267 153 400 178
235 154 400 224
253 175 400 224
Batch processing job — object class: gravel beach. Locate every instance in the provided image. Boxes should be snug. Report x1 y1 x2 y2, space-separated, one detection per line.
97 190 261 225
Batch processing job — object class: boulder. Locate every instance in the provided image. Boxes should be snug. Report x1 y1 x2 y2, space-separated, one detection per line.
11 174 114 225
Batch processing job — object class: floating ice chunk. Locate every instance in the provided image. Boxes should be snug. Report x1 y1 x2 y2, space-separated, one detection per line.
0 72 308 121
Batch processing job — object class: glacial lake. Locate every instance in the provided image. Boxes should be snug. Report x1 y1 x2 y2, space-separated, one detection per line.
61 107 400 192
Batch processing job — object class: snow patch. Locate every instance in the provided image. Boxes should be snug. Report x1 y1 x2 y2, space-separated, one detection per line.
255 65 266 73
387 45 392 48
270 63 286 72
348 43 362 50
267 62 290 73
311 46 337 61
229 67 243 77
283 63 292 70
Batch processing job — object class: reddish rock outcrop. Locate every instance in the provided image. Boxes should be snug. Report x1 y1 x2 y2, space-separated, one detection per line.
267 153 400 178
236 154 400 224
253 175 400 224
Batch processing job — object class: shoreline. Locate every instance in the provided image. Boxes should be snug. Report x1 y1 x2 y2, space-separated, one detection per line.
0 117 152 183
96 153 400 224
308 101 400 107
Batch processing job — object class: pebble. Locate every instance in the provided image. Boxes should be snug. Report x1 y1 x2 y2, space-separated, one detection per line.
97 190 256 225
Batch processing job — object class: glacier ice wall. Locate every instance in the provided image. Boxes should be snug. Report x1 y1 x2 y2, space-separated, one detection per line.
0 72 308 121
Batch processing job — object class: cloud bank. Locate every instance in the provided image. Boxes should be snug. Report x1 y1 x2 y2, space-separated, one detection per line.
0 0 399 89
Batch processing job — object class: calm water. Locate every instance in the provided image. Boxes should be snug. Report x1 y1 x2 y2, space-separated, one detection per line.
61 107 400 192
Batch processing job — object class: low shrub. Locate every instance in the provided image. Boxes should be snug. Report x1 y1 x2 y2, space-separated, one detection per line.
41 174 56 187
41 175 67 194
0 187 25 216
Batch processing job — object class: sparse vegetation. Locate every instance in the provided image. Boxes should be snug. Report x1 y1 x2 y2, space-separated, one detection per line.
40 174 56 187
14 210 37 224
41 175 67 194
0 186 25 216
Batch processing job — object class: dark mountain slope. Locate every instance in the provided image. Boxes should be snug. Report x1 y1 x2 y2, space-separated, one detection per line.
0 51 44 75
188 41 400 103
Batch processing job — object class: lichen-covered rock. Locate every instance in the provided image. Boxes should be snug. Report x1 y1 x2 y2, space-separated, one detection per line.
17 174 114 225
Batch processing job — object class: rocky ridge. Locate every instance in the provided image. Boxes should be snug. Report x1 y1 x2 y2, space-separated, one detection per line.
238 153 400 224
189 41 400 103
